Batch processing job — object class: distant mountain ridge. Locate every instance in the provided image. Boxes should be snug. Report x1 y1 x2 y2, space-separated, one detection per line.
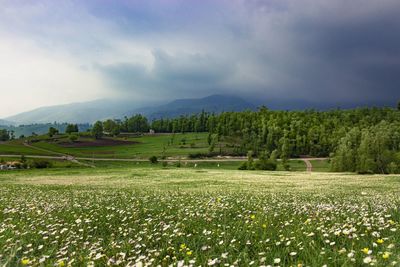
0 119 14 126
129 95 256 120
2 95 255 124
4 99 139 125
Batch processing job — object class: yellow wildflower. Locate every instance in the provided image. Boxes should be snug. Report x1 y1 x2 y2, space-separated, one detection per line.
21 258 30 265
57 260 65 267
382 252 390 260
262 224 267 229
362 248 371 254
250 214 256 220
377 239 384 244
186 250 193 256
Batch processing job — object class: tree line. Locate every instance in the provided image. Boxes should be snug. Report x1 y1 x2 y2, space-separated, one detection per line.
0 102 388 173
89 106 400 173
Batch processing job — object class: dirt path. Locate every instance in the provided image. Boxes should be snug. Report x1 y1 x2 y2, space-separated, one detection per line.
3 143 328 171
0 153 327 169
23 142 65 156
303 159 313 172
297 157 327 172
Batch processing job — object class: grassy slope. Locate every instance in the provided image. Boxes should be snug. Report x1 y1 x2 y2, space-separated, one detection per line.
0 140 51 156
27 133 211 158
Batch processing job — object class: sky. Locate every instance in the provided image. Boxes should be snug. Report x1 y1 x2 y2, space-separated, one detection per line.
1 0 400 118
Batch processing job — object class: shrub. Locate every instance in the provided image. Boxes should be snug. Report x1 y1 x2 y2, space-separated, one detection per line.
243 159 277 171
238 162 248 170
149 156 158 164
69 134 78 142
32 160 52 169
188 152 218 159
283 162 291 171
176 161 181 168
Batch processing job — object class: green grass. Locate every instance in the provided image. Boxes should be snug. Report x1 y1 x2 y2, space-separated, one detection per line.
310 159 331 171
0 140 51 156
0 166 399 266
28 133 211 158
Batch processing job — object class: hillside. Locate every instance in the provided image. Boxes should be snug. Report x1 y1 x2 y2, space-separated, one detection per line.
4 99 138 125
0 123 91 137
3 95 255 124
129 95 256 120
0 119 14 126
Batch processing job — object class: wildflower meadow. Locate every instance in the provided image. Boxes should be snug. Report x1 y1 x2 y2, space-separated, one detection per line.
0 168 399 266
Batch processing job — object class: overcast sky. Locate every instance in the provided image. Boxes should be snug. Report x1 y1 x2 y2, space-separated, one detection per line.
1 0 400 118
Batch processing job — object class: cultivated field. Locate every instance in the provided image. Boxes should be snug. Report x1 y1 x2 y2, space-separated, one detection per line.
0 167 399 266
0 133 211 159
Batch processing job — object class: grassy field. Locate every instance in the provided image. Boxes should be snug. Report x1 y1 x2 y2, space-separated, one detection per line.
310 159 331 172
0 166 399 266
29 133 211 159
0 140 51 156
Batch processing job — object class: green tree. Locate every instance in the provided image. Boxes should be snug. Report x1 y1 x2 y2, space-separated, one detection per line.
65 124 79 134
246 151 255 170
207 133 212 146
91 121 103 140
69 134 78 142
48 127 59 137
103 119 120 136
0 129 10 141
331 128 361 172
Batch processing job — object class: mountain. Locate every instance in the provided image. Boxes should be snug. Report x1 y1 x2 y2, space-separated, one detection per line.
0 119 14 126
129 95 256 120
4 99 139 125
0 123 91 137
3 95 255 124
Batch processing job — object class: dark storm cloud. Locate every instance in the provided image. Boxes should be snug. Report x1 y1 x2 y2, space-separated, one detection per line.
281 1 400 104
98 50 236 101
94 0 400 107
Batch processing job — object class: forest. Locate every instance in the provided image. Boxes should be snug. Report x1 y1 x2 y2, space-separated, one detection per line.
96 106 400 174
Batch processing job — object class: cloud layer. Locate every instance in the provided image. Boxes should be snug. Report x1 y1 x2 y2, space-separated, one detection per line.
1 0 400 117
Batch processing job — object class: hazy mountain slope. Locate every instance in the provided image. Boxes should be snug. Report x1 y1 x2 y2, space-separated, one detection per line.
129 95 256 120
4 99 138 124
0 119 14 126
0 123 91 137
3 95 256 124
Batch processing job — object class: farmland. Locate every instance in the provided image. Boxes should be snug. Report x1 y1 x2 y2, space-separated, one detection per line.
0 167 399 266
0 133 211 159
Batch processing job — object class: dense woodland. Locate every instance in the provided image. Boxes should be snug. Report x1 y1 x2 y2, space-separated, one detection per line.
127 106 400 174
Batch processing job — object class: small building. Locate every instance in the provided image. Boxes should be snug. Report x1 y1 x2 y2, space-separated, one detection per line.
149 129 155 135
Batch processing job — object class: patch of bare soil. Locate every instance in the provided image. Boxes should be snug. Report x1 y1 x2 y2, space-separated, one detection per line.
58 138 138 148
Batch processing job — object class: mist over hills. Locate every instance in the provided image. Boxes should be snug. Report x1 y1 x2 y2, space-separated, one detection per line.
129 95 256 120
0 119 14 126
2 95 256 125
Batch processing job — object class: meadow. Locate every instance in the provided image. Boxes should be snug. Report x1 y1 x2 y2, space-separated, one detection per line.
24 133 211 159
0 166 399 266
